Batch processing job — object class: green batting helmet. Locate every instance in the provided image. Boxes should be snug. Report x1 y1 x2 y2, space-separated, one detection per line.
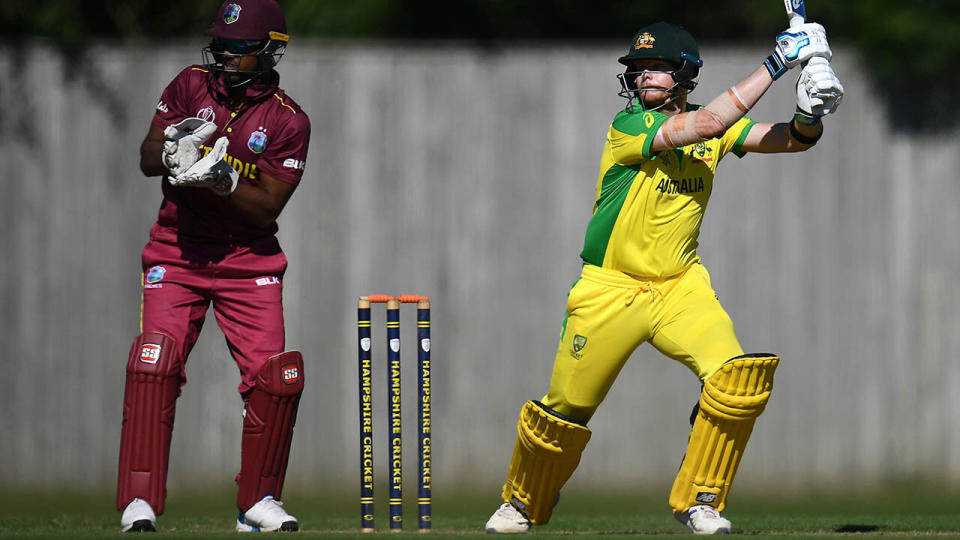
618 21 702 90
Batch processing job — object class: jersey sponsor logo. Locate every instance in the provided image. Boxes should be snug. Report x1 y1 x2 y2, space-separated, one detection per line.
634 32 655 50
156 100 169 113
199 143 259 180
248 128 267 153
197 106 216 123
283 158 305 170
255 276 280 286
656 176 705 195
223 3 242 24
145 266 166 283
643 112 656 128
140 343 162 364
281 363 300 384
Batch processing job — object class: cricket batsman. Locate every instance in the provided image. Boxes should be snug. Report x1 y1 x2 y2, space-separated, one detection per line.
116 0 311 532
485 21 842 534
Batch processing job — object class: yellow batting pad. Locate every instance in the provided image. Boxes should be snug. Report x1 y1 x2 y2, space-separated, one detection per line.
669 354 779 513
501 401 592 524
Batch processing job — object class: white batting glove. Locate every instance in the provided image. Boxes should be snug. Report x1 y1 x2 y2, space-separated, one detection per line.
169 136 239 196
161 117 218 177
796 57 844 117
765 22 832 80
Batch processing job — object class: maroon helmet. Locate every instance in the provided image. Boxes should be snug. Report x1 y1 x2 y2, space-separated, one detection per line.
201 0 290 88
205 0 287 41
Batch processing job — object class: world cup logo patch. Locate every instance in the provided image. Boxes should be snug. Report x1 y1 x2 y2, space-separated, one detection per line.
248 129 267 153
224 4 242 24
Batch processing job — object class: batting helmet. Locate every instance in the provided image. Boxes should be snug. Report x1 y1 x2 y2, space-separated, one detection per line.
618 22 702 92
201 0 289 88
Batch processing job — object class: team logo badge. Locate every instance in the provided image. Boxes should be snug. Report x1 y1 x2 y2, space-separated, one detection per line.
140 343 161 364
634 32 656 49
420 338 431 353
573 335 588 352
145 266 166 283
248 128 267 153
390 338 400 352
223 4 242 24
197 106 215 123
360 337 371 352
281 363 300 384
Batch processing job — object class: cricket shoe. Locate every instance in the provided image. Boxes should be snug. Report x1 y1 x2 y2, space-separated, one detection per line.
237 496 299 532
485 502 530 534
674 504 732 535
120 498 157 532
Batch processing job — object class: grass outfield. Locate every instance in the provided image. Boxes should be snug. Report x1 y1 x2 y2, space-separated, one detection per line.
1 488 959 539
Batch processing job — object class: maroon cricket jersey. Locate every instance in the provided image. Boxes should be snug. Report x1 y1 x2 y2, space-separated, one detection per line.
151 65 311 243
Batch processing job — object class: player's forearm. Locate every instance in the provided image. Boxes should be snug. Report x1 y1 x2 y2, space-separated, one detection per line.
224 184 286 228
653 66 775 151
699 65 775 133
140 139 169 177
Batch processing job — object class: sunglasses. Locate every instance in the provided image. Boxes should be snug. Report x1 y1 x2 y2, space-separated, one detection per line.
211 38 265 55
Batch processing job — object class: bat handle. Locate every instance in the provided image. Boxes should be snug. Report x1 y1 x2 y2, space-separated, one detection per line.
788 14 805 29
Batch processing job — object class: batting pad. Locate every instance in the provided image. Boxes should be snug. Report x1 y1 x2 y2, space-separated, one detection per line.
501 400 592 525
236 351 304 511
116 332 182 514
669 354 778 513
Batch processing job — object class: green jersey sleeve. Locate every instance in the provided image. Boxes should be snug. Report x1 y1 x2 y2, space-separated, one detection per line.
608 109 669 165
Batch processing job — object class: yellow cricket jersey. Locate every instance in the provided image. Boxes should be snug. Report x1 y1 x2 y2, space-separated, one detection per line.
579 104 755 279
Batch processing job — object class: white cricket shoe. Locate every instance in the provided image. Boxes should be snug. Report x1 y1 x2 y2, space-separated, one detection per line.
674 505 732 535
485 502 530 534
120 498 157 532
237 496 299 532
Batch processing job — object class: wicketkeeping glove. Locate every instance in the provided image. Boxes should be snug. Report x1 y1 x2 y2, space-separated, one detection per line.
764 22 832 80
161 117 218 177
169 136 239 196
796 57 844 118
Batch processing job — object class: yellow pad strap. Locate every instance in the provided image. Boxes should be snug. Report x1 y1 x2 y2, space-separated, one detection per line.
501 401 592 524
669 354 778 513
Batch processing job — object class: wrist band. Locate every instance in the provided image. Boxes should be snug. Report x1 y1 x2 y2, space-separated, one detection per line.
788 118 822 144
793 106 822 126
763 54 787 81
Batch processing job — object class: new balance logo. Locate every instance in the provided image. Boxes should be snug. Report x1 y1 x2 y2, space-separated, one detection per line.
695 492 717 503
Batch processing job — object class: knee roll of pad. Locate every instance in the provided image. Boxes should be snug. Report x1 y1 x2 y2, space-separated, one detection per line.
236 351 305 512
501 400 592 525
669 354 778 513
117 332 183 514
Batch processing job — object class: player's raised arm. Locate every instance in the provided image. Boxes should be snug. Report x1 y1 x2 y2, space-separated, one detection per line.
639 22 832 152
740 57 844 153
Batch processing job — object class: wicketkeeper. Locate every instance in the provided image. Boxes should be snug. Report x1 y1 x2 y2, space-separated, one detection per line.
116 0 311 532
485 20 842 535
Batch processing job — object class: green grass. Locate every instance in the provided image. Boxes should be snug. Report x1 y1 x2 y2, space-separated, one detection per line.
1 487 959 538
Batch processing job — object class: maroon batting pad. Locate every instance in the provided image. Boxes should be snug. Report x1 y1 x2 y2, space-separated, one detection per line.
116 332 182 514
236 351 304 511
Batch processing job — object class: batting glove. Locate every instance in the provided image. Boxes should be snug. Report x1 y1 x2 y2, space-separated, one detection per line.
169 136 239 196
765 22 831 80
796 57 844 119
162 117 218 177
